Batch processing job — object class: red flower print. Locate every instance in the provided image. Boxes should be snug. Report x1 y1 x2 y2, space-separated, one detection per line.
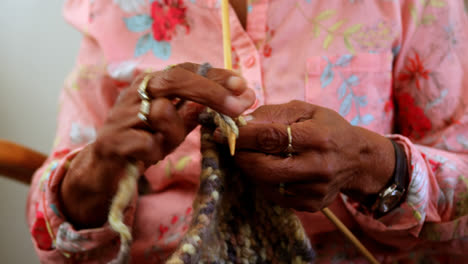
428 159 442 173
158 224 169 240
151 0 189 41
420 153 442 173
384 99 394 113
31 205 53 250
262 26 275 58
398 51 430 90
171 215 179 225
263 44 272 57
231 47 240 69
52 148 70 159
395 92 432 139
185 207 192 216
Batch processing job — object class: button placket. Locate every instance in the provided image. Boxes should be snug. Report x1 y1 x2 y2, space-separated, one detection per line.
221 1 266 108
244 55 256 68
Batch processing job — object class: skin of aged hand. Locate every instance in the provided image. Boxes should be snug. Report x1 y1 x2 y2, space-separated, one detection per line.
221 100 395 212
60 63 255 229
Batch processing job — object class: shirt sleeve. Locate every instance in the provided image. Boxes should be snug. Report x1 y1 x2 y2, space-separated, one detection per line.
26 8 137 260
342 0 468 251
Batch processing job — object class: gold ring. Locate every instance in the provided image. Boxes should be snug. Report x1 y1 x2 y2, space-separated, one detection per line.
285 125 294 156
138 100 151 120
138 75 152 101
137 75 152 127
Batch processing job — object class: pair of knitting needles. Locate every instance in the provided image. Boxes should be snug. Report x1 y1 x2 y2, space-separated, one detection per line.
220 1 379 263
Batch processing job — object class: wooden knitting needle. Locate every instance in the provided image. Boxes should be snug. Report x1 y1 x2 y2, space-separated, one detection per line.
220 1 380 263
321 208 380 264
221 0 237 156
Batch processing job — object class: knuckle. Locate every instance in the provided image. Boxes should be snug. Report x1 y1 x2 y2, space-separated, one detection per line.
177 62 197 72
317 158 335 180
288 100 309 112
256 126 286 152
289 99 304 106
152 100 176 123
317 128 335 150
149 69 179 95
254 104 273 115
155 71 173 90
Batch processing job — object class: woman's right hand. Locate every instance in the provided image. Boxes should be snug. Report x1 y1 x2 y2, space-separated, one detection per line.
60 63 255 229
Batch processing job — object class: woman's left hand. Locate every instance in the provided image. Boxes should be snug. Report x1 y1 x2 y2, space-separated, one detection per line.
222 100 396 212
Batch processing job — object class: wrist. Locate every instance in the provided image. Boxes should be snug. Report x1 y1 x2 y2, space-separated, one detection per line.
341 127 395 202
60 144 126 229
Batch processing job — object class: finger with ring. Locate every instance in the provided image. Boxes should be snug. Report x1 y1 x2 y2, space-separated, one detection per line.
137 75 153 127
285 125 294 156
138 75 152 101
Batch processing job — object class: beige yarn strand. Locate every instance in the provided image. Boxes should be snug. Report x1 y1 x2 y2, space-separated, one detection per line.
108 163 139 264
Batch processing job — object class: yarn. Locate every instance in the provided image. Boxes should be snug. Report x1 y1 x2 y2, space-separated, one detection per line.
166 110 315 264
108 163 139 264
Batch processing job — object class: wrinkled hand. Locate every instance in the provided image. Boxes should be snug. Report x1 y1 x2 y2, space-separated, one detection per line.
61 63 255 228
224 100 394 212
94 63 254 168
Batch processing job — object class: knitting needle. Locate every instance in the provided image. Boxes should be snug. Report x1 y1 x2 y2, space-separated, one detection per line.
220 1 380 263
321 208 380 264
221 0 237 156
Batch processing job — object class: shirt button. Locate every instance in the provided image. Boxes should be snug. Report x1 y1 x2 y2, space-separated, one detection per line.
244 56 256 68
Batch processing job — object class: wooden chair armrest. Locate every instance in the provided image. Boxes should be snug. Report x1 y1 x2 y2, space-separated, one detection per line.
0 140 47 185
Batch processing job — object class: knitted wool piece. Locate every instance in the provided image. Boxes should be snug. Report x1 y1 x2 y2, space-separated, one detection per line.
165 110 316 264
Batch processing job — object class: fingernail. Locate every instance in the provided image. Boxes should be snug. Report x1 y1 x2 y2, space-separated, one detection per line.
224 95 241 113
243 115 254 122
226 76 246 94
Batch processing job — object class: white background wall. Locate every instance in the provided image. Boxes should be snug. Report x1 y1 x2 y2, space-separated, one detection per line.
0 1 81 262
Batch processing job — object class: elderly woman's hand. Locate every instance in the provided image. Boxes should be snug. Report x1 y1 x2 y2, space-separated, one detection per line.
230 100 395 212
61 63 255 228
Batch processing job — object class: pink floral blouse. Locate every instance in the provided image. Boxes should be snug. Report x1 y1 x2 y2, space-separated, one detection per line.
27 0 468 263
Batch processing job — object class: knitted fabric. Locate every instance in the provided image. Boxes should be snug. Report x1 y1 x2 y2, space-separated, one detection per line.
165 109 316 264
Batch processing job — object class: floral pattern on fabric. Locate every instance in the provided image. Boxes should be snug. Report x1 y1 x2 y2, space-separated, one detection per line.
31 204 53 250
395 92 432 139
144 207 192 262
398 52 430 90
69 122 96 146
123 0 190 59
296 5 368 53
56 223 89 253
319 54 375 126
